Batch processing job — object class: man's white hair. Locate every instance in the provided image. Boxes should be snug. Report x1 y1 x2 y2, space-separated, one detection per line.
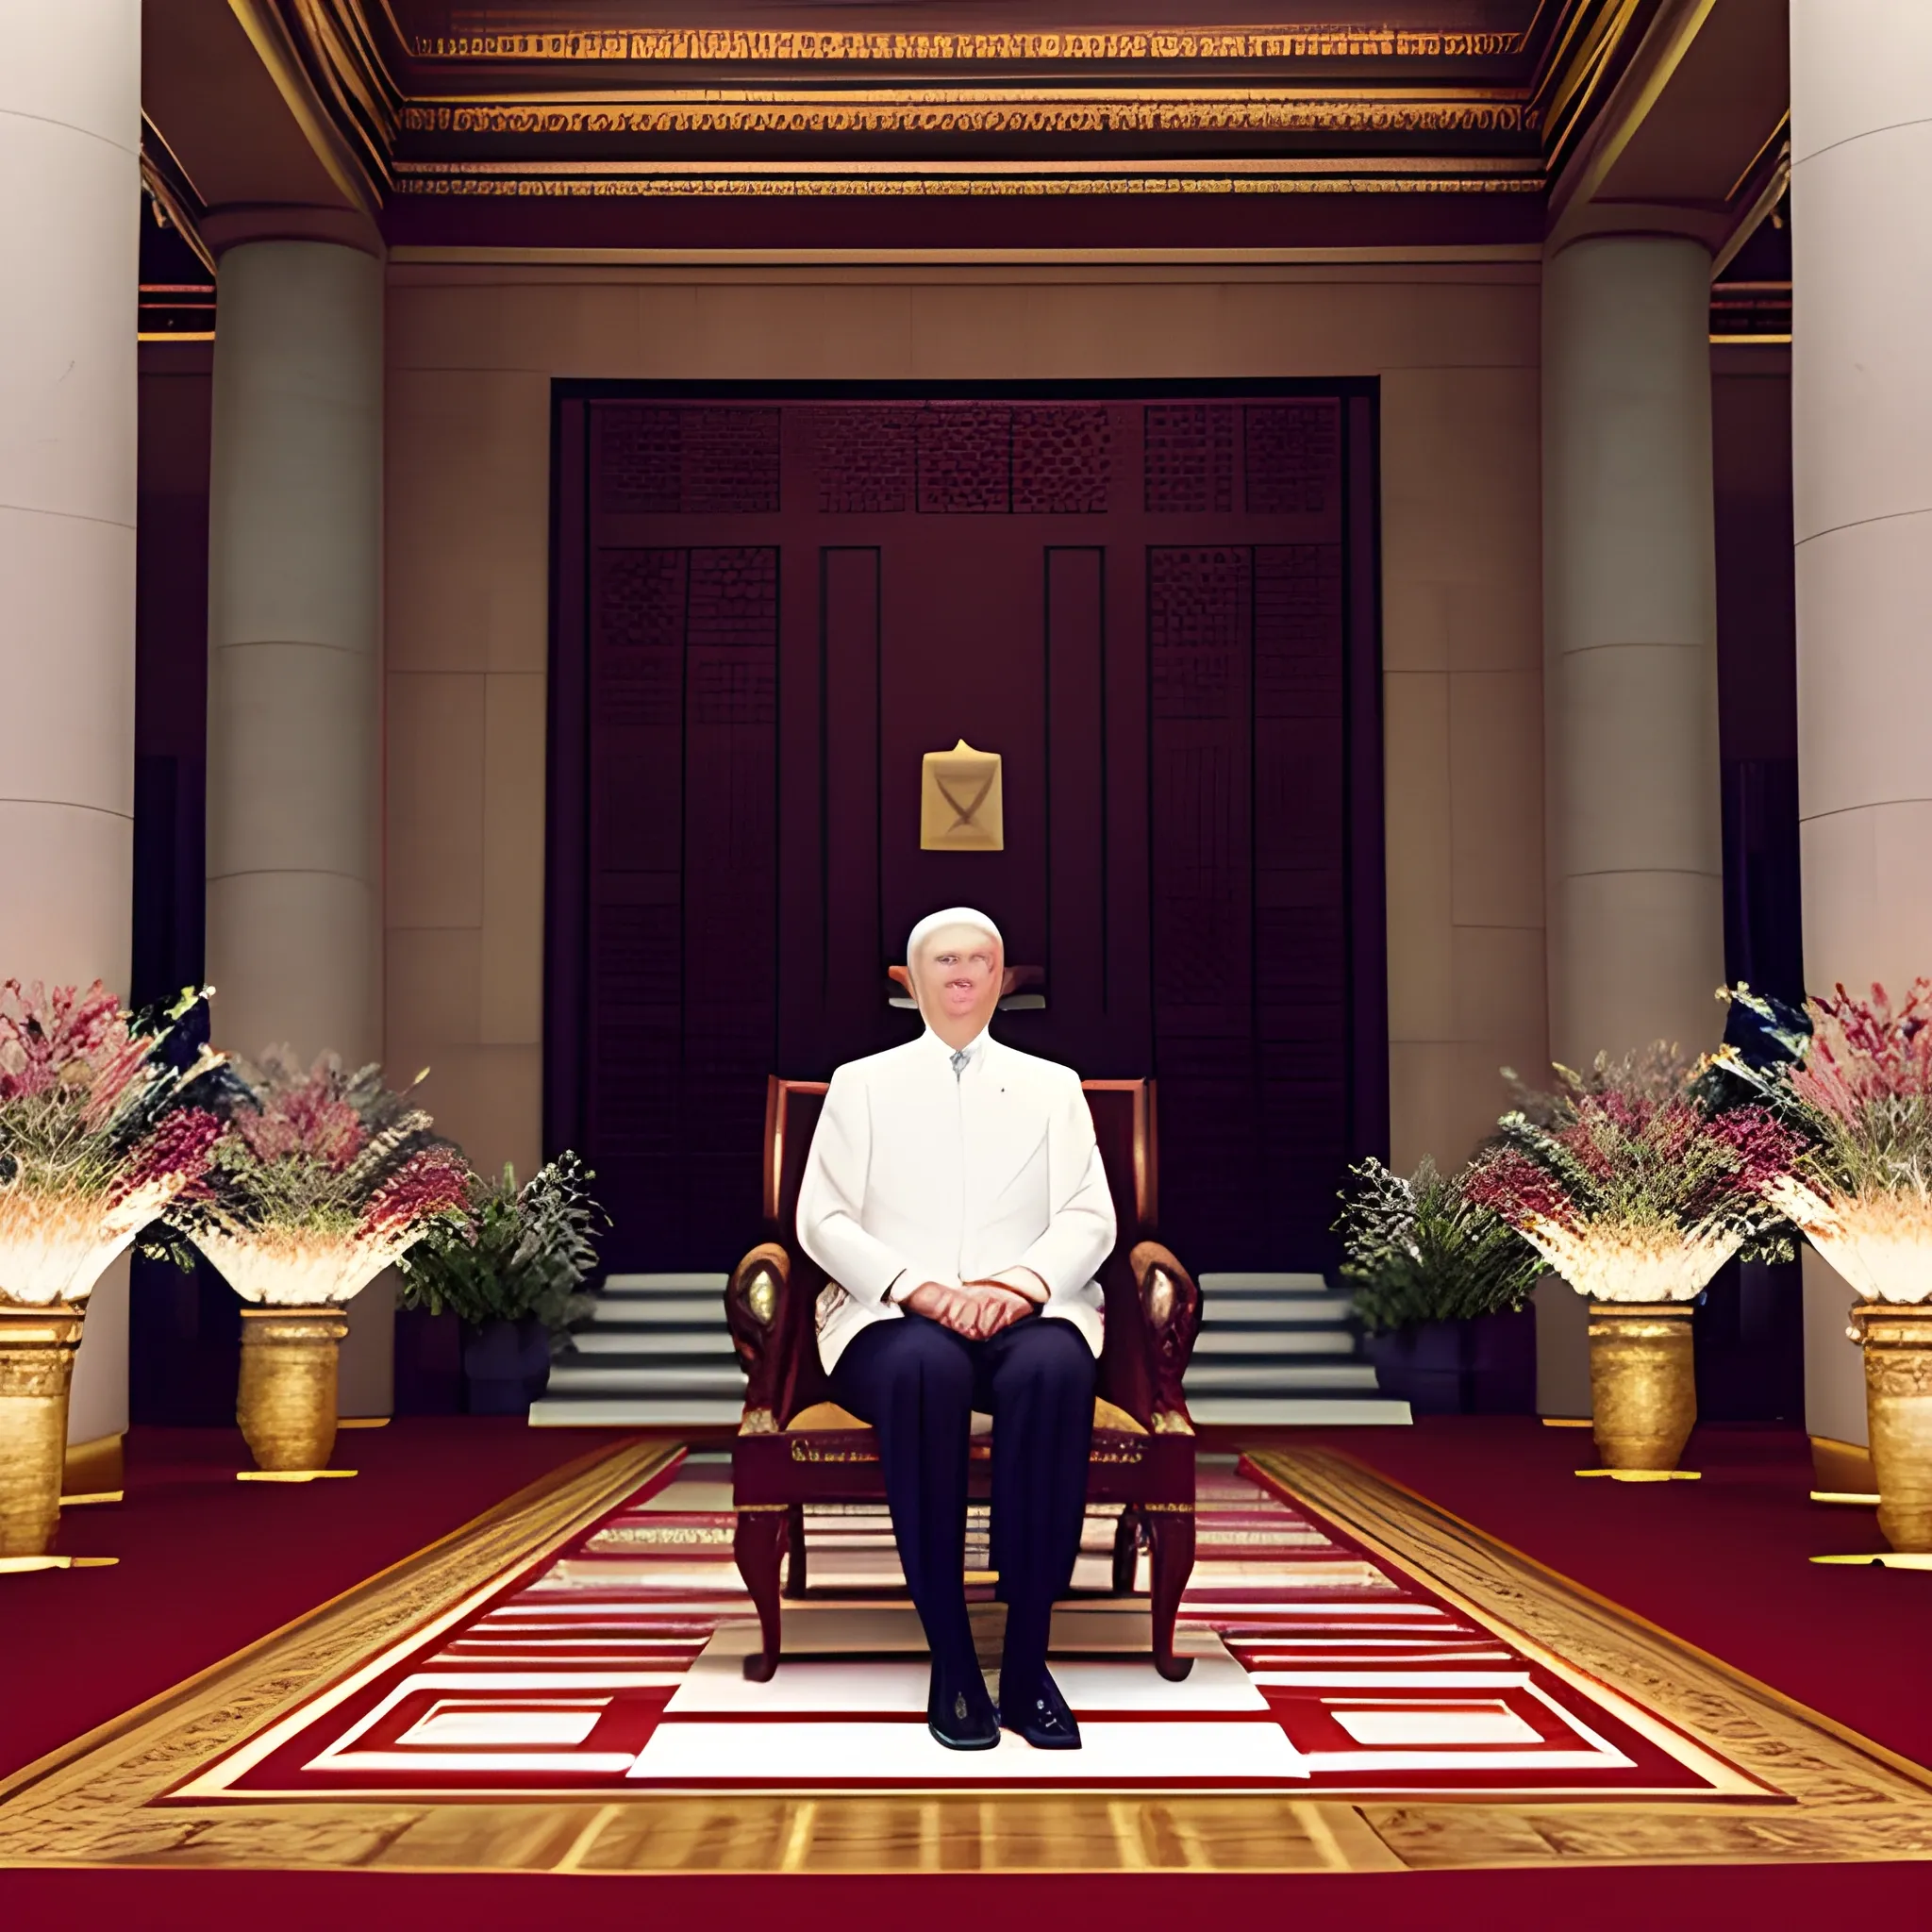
906 907 1003 963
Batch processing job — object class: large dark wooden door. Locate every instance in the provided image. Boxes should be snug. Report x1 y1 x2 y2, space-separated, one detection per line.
549 385 1384 1273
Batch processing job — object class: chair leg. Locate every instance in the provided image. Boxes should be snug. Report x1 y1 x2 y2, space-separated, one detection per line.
783 1501 808 1598
1111 1507 1141 1595
1147 1508 1196 1681
734 1509 788 1682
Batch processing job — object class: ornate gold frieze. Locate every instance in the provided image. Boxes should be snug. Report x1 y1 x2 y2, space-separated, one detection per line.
403 95 1536 138
392 166 1545 198
409 30 1527 64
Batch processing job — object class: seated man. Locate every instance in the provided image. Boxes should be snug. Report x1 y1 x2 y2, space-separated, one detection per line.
797 907 1113 1752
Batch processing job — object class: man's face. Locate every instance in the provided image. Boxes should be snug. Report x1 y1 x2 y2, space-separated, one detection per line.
912 924 1002 1032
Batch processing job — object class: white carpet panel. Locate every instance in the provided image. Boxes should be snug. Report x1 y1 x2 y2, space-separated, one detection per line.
630 1719 1308 1783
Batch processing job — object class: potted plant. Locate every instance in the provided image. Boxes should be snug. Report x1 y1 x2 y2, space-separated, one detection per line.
1464 1046 1790 1478
0 983 222 1554
396 1154 606 1414
1336 1158 1544 1413
1710 981 1932 1551
169 1050 470 1473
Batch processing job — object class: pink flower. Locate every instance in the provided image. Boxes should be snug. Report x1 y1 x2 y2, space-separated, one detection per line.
117 1108 224 1205
359 1148 470 1241
1707 1105 1809 1191
1465 1149 1575 1228
233 1065 367 1171
1797 980 1932 1117
0 980 134 1108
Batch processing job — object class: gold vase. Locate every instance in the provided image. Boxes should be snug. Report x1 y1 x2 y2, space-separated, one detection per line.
0 1307 86 1556
1856 1303 1932 1553
1588 1301 1696 1474
237 1307 348 1473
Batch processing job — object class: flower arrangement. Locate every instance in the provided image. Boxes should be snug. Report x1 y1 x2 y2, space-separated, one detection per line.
1335 1157 1544 1335
173 1048 471 1306
396 1153 608 1339
1463 1045 1790 1303
1710 981 1932 1304
0 982 223 1307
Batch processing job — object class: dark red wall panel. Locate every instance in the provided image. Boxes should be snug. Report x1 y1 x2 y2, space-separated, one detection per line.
553 385 1381 1273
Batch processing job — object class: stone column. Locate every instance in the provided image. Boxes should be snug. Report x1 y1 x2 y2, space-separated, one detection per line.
0 7 142 1448
206 240 390 1407
1539 234 1726 1413
1543 235 1726 1069
207 241 382 1065
1790 1 1932 1452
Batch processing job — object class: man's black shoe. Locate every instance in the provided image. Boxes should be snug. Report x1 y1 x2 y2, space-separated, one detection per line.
999 1669 1082 1750
927 1659 1000 1750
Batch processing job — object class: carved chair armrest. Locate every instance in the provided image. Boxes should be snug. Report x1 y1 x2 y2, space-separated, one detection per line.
1130 1240 1202 1435
726 1242 791 1435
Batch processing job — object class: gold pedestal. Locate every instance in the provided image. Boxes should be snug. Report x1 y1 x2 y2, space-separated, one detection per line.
1856 1303 1932 1553
237 1307 349 1473
0 1307 86 1557
1587 1301 1696 1474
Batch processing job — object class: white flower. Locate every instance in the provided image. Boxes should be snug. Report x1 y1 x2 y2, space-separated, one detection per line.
1517 1215 1741 1304
0 1191 157 1307
1765 1178 1932 1305
188 1225 413 1307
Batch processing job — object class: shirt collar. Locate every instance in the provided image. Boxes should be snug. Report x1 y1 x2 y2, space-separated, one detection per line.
922 1024 991 1065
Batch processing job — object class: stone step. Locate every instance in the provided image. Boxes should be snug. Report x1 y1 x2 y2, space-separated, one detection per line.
1197 1272 1332 1294
1184 1394 1413 1426
1199 1294 1354 1324
528 1395 747 1427
601 1273 731 1294
567 1330 744 1358
546 1361 750 1397
1181 1360 1380 1393
1189 1328 1356 1357
588 1296 723 1326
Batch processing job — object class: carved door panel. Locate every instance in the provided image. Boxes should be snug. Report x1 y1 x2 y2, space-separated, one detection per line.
553 388 1381 1273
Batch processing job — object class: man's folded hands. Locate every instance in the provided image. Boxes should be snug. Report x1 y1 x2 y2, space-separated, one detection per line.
902 1278 1037 1339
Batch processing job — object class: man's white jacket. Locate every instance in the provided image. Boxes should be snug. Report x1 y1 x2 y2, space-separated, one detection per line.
796 1027 1114 1371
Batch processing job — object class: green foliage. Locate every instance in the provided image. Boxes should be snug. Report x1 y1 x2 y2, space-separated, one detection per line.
396 1152 608 1337
1335 1157 1546 1336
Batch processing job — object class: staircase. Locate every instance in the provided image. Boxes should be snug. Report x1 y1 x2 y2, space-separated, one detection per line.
530 1267 1410 1429
528 1273 744 1427
1183 1272 1411 1425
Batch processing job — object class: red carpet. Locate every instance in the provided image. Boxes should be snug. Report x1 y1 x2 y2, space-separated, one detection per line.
0 1419 629 1782
1296 1418 1931 1768
4 1416 1929 1927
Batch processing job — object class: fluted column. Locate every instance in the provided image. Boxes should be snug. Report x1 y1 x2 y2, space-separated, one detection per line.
206 241 389 1411
206 242 382 1066
1790 1 1932 1449
0 7 141 1447
1538 234 1725 1414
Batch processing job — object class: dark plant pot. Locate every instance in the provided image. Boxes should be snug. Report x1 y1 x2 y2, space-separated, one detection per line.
1468 1306 1537 1414
1366 1307 1538 1416
462 1317 551 1415
1367 1320 1470 1415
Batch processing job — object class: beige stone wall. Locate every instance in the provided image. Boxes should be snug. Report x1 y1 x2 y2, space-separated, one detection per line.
383 257 1546 1186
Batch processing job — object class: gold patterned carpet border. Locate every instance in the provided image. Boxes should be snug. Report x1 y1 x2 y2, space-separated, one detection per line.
4 1442 1932 1875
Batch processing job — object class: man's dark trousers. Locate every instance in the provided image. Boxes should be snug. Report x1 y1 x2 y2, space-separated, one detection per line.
830 1312 1096 1687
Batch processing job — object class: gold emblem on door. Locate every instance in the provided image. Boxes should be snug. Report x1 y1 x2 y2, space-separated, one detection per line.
920 740 1004 851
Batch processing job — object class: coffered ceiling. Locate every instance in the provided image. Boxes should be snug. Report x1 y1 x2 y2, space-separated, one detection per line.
140 0 1788 254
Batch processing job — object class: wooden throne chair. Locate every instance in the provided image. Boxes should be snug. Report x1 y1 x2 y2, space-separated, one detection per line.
725 1075 1202 1682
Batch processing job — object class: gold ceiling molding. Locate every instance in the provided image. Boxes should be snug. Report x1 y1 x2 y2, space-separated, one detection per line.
394 164 1546 198
407 28 1526 64
142 1 1665 217
406 94 1538 139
